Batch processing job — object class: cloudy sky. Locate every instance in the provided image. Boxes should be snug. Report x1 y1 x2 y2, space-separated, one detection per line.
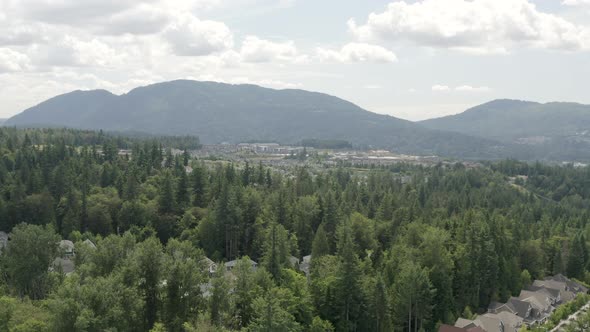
1 0 590 121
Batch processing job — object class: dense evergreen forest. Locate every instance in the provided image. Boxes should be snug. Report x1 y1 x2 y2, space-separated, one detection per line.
1 128 590 331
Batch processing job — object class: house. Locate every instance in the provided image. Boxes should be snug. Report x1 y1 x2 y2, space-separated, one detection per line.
533 279 575 302
51 240 76 275
52 257 75 275
299 255 311 277
225 258 257 271
519 289 554 319
471 275 586 331
488 301 517 315
288 255 300 268
455 315 504 332
82 239 97 250
59 240 75 258
482 312 524 332
439 324 485 332
201 257 217 275
526 285 561 305
443 324 485 332
489 297 534 323
545 274 588 294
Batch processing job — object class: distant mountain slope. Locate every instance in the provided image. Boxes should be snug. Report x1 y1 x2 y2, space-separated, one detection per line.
421 99 590 141
5 80 506 159
420 99 590 161
7 90 119 129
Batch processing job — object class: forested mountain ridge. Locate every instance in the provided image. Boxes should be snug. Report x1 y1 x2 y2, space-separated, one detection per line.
421 99 590 161
4 80 509 159
1 128 590 331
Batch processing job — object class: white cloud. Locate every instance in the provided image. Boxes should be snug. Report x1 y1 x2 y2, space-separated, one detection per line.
455 85 491 92
29 36 126 67
97 4 170 35
190 74 302 89
231 77 302 89
317 43 397 63
163 13 234 56
349 0 590 53
2 0 223 37
0 22 48 46
562 0 590 5
432 84 492 92
239 36 301 63
8 0 157 27
0 48 31 72
432 85 450 91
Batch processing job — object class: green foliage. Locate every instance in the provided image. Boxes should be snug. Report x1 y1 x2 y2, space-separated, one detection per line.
2 223 60 299
0 296 51 332
2 129 590 330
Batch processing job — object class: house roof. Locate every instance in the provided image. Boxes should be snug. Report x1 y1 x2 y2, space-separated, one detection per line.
82 239 97 249
506 297 532 318
484 312 523 332
53 257 75 275
455 318 477 329
534 279 567 292
474 315 504 332
288 255 299 266
519 290 552 311
59 240 75 252
545 274 588 293
202 257 215 266
547 274 569 283
226 258 257 268
527 285 560 299
488 301 516 314
467 328 485 332
439 324 469 332
561 290 575 302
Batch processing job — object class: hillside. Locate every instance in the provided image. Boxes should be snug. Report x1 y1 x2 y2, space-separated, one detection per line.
5 80 506 159
420 99 590 161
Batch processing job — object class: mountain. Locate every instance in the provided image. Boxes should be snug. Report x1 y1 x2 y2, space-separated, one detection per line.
420 99 590 161
5 80 507 159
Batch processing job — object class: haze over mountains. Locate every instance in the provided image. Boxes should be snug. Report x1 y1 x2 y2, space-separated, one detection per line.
421 99 590 161
5 80 590 161
4 80 504 159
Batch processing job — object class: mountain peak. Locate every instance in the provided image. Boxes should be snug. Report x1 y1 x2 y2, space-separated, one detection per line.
466 99 539 113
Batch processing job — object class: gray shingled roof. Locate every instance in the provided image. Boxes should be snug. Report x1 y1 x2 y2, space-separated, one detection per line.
53 257 75 275
506 297 532 318
483 312 523 332
225 258 257 268
527 285 560 300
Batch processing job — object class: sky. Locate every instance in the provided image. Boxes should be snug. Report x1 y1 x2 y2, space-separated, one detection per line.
1 0 590 121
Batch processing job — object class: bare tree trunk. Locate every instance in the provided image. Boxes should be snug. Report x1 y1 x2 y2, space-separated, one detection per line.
408 295 412 332
414 305 418 332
